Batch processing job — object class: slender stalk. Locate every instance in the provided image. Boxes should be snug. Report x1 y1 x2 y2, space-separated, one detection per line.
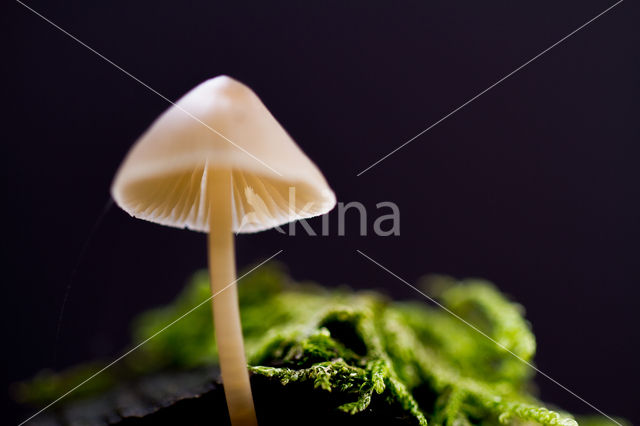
207 168 258 426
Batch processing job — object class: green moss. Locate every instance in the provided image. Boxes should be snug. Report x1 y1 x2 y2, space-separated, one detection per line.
574 416 630 426
16 263 623 426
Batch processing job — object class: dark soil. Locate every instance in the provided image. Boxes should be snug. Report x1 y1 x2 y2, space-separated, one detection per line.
26 367 421 426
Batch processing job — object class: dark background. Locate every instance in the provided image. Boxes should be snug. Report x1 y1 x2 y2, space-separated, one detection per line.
4 0 639 423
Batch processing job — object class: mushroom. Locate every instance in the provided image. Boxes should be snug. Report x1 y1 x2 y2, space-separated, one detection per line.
111 76 336 425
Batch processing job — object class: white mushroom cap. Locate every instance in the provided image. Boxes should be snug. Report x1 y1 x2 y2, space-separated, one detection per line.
111 76 336 233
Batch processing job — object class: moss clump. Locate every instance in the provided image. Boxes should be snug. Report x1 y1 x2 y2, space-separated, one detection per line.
16 263 621 426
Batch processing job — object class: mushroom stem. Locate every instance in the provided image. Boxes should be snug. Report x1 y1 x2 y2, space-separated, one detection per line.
207 168 258 426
